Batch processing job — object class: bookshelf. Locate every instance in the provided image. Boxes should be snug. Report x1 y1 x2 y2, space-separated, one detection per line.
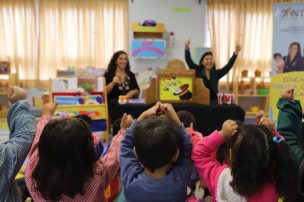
50 77 110 142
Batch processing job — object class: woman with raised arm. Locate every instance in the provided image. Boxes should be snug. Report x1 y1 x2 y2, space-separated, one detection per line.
184 39 241 103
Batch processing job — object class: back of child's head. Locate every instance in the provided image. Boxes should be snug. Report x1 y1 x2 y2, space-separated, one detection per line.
177 110 196 129
216 120 243 164
133 116 182 173
75 114 92 128
230 124 296 201
32 118 97 200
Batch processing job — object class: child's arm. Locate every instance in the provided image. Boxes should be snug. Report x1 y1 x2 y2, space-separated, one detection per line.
159 103 194 181
0 87 36 189
99 113 131 186
120 120 143 188
172 124 193 182
120 103 163 188
28 102 57 157
277 89 304 165
192 120 237 197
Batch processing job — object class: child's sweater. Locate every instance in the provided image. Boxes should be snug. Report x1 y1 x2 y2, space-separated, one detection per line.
120 120 193 202
192 131 278 202
0 100 36 201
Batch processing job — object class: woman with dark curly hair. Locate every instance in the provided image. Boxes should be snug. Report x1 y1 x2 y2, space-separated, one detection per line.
192 119 297 202
25 103 131 201
104 50 139 101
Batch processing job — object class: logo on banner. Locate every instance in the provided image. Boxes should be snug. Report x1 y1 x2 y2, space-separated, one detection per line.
281 7 304 19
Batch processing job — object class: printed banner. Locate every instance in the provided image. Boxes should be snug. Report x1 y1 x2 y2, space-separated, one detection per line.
270 3 304 121
269 72 304 121
272 3 304 75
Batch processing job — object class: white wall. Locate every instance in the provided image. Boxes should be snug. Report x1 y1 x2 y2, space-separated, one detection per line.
128 0 207 73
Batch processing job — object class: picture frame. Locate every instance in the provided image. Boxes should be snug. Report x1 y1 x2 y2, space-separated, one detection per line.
157 73 194 103
0 62 10 75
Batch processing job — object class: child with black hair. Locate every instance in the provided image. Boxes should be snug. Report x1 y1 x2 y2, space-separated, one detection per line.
120 102 193 202
277 88 304 198
0 86 36 201
177 110 203 145
192 119 297 202
177 110 205 201
25 102 132 201
75 114 103 159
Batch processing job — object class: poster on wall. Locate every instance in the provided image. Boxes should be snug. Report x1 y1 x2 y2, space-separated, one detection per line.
269 2 304 121
131 39 166 59
272 3 304 74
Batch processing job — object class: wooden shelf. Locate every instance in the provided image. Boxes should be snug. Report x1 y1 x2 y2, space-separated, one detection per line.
0 110 7 117
132 22 164 33
233 76 270 116
132 22 164 39
238 94 269 97
0 73 18 118
245 111 258 117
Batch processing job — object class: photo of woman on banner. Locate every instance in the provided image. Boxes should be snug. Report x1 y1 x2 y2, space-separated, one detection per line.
283 42 304 72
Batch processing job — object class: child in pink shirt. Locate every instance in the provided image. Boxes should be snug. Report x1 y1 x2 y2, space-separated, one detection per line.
192 119 297 202
25 103 133 202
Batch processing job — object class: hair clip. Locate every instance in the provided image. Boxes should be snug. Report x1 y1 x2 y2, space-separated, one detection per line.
272 136 283 144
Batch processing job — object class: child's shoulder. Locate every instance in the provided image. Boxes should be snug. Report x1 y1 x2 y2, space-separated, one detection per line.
186 128 203 145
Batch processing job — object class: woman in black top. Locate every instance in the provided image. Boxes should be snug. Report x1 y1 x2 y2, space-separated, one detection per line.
283 42 304 73
104 50 139 100
104 50 139 116
184 39 241 103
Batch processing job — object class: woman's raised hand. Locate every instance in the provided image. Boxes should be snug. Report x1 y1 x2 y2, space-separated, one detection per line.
234 44 242 55
184 39 191 49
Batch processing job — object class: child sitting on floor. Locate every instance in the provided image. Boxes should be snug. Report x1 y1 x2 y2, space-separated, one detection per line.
25 102 132 201
120 102 193 202
177 110 205 201
0 86 36 201
177 110 203 145
192 119 297 202
277 88 304 199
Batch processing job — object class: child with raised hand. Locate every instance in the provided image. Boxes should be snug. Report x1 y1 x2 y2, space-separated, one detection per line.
25 102 132 201
120 102 193 202
0 86 36 201
277 89 304 198
192 119 297 202
256 110 285 140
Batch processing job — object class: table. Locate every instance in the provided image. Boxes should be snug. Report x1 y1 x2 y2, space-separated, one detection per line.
110 103 245 136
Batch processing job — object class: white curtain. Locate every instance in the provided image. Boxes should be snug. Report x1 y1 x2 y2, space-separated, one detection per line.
208 0 303 81
0 0 128 82
0 0 37 80
38 0 129 80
